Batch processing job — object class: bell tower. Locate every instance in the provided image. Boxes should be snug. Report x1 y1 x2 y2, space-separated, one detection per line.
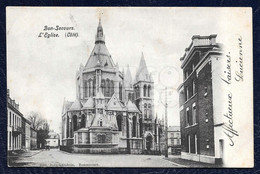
134 53 154 139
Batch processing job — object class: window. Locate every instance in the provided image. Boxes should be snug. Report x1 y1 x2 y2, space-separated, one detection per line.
148 85 151 97
187 135 190 153
132 116 137 137
105 79 110 97
117 115 122 131
99 119 103 127
119 83 122 101
192 103 197 125
9 112 11 126
185 86 189 101
110 81 114 96
98 134 106 143
101 79 105 95
192 80 196 95
204 87 208 97
186 108 191 126
143 85 147 97
195 134 198 154
84 81 88 97
144 104 147 118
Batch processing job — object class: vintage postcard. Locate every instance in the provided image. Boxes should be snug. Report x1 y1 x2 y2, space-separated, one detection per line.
6 7 253 168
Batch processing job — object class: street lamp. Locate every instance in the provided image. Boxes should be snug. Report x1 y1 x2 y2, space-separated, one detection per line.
160 87 168 158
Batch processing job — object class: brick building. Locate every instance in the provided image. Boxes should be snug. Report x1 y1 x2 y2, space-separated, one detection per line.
61 18 164 154
168 126 181 155
178 35 223 164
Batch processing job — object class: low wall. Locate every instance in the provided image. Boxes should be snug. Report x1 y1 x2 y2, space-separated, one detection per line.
73 147 119 154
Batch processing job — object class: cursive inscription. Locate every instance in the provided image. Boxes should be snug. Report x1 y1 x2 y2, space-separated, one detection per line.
221 52 232 84
235 36 244 82
223 92 239 146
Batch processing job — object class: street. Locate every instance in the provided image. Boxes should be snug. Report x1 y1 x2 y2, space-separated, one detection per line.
9 149 181 167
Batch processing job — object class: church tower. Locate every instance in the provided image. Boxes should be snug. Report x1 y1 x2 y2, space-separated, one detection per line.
124 65 134 102
134 53 155 150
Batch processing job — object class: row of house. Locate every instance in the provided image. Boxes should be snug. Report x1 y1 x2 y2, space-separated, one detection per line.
7 89 37 152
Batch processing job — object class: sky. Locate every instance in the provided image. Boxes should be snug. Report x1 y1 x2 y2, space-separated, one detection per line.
7 7 234 133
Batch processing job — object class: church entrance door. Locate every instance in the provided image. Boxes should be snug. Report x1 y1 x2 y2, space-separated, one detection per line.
146 135 153 151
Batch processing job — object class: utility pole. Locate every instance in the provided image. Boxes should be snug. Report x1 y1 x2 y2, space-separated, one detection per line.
165 87 168 158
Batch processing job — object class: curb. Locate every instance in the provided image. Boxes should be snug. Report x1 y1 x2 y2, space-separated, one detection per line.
163 158 188 168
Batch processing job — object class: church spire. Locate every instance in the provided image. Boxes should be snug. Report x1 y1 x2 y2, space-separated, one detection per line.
135 52 153 82
95 17 105 44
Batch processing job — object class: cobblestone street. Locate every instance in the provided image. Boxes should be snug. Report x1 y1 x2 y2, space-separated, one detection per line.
9 149 181 167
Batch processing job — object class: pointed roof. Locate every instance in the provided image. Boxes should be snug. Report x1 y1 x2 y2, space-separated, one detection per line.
95 90 105 99
135 52 153 82
90 112 117 130
85 19 116 69
126 100 140 113
69 100 83 111
106 93 126 111
83 97 94 109
62 100 73 114
124 64 133 89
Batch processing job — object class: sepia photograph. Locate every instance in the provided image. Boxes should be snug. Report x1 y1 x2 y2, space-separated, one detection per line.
6 7 253 168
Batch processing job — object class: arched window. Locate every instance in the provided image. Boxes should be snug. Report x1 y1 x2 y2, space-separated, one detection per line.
84 81 88 98
66 115 69 138
81 115 86 128
132 116 137 137
136 86 140 98
117 115 122 131
144 104 147 118
101 79 105 95
72 115 77 132
148 85 151 97
110 81 114 96
128 93 131 101
93 77 96 96
143 85 147 97
99 119 103 127
106 79 110 97
148 104 152 118
119 83 122 101
139 118 142 137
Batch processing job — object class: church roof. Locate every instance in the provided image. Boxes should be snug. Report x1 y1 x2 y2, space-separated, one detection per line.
62 100 73 114
126 100 140 113
135 53 153 82
83 97 94 109
106 93 126 111
85 19 116 69
124 65 133 89
69 100 83 111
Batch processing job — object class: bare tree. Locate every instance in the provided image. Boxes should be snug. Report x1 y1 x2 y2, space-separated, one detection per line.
26 111 50 148
27 111 45 130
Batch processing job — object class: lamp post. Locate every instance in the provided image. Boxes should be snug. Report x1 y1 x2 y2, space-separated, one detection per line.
160 87 168 158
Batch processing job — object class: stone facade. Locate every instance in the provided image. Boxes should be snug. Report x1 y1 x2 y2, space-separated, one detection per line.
178 35 223 164
61 19 163 154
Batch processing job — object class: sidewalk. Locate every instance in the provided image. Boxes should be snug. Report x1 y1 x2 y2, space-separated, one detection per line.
164 156 222 168
8 149 42 158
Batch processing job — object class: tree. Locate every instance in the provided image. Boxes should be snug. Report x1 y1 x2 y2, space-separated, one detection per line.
26 111 50 148
27 111 45 130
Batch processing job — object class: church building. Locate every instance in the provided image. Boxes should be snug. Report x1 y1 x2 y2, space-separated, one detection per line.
61 19 163 154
